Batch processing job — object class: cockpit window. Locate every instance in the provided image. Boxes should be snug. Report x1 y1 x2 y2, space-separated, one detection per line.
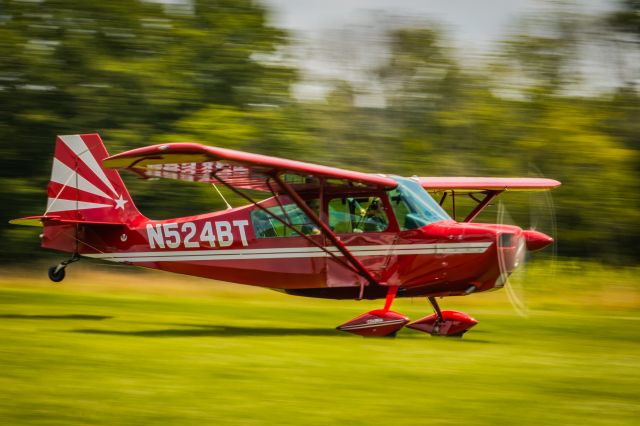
251 200 320 238
328 196 389 233
389 176 451 230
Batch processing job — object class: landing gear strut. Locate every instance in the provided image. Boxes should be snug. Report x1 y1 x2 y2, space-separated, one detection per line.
428 296 444 323
406 297 478 337
48 254 79 283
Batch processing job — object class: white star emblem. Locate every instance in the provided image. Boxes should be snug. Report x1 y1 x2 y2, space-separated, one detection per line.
114 194 128 210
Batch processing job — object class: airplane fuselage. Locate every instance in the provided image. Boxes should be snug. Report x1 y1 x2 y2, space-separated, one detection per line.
42 195 523 300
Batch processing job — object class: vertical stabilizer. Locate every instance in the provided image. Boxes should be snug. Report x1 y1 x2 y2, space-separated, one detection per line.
45 134 144 225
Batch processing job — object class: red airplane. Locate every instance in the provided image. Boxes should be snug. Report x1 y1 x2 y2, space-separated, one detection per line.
11 134 560 337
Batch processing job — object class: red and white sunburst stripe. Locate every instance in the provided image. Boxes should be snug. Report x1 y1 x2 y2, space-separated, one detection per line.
45 134 140 223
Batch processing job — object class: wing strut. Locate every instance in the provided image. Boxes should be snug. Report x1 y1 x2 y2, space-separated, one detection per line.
272 174 381 299
437 190 504 223
211 174 366 284
463 190 502 222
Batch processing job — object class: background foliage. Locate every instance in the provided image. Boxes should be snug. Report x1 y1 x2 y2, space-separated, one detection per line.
1 0 638 264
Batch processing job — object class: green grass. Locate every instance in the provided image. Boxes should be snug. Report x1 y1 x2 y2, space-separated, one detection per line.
0 261 638 425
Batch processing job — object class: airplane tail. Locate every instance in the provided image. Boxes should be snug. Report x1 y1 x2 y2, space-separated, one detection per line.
11 134 145 227
44 133 144 224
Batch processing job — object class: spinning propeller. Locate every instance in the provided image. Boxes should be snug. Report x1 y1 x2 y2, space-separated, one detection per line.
495 182 557 317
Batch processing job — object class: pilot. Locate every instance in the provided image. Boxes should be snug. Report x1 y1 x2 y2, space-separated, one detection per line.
362 199 388 232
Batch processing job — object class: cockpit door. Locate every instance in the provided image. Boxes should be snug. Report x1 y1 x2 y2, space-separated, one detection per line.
324 193 399 288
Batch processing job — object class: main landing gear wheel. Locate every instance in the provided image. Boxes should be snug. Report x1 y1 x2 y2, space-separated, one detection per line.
406 297 478 337
336 286 410 337
48 266 66 283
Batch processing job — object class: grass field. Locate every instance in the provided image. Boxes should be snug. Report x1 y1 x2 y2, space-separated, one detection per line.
0 261 638 425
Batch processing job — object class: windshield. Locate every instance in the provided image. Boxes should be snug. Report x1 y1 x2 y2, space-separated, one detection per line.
389 176 451 230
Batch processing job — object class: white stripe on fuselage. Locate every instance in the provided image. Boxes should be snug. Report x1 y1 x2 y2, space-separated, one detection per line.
83 242 492 263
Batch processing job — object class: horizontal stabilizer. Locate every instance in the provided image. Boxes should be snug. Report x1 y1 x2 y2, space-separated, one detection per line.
9 215 125 227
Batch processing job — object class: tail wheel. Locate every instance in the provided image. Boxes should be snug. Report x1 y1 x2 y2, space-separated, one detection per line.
48 266 65 283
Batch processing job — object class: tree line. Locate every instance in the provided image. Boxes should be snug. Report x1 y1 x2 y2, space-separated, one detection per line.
1 0 638 264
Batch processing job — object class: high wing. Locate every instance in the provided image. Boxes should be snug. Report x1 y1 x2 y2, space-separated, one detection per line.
418 177 561 192
417 177 561 222
103 142 397 191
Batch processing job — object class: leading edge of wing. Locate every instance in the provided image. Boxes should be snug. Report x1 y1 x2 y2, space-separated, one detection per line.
418 177 561 192
103 142 398 190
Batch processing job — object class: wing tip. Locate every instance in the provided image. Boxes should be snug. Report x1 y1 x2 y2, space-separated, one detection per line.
419 177 562 191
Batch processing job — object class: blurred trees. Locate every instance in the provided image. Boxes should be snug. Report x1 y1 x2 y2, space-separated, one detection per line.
0 0 297 252
294 9 640 263
1 1 638 264
606 0 640 40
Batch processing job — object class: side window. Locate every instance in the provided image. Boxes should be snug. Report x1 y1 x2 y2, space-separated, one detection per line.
389 188 414 230
251 201 320 238
328 196 389 233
